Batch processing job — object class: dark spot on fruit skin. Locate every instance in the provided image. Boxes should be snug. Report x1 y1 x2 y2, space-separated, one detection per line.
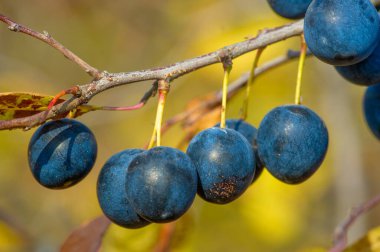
208 177 237 200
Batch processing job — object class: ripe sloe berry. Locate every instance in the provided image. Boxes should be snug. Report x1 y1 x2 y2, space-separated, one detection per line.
257 105 328 184
28 119 97 189
304 0 380 66
125 146 197 223
335 14 380 86
364 83 380 139
215 119 263 183
267 0 312 19
97 149 150 228
187 127 255 204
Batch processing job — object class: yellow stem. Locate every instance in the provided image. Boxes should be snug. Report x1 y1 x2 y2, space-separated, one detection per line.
295 34 307 105
241 47 265 120
155 91 167 147
148 81 169 149
220 66 231 129
147 127 157 149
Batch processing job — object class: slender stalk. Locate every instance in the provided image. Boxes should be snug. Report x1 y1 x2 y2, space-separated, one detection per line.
147 80 169 148
294 34 307 105
155 90 167 147
101 102 145 111
220 66 231 129
148 127 157 149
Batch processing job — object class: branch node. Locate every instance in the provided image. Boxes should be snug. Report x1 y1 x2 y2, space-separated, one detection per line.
42 30 51 38
8 24 19 32
219 49 233 71
158 79 170 93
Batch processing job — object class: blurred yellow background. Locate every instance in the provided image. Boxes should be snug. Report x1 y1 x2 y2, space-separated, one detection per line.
0 1 380 251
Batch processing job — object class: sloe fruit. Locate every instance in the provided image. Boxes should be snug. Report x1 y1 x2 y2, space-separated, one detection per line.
257 105 328 184
125 146 197 223
187 127 255 204
215 119 263 183
363 83 380 139
304 0 380 66
97 149 150 228
267 0 312 19
28 119 97 189
335 15 380 86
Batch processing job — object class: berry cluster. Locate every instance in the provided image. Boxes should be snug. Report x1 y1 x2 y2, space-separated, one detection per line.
26 0 380 230
27 103 329 228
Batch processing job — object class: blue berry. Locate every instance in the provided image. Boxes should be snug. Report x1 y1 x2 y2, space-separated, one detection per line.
28 119 97 189
363 83 380 139
257 105 328 184
304 0 380 66
215 119 263 183
335 18 380 86
97 149 150 228
125 146 197 223
187 127 255 204
267 0 312 19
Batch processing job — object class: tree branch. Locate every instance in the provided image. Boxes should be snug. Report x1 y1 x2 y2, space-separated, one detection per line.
330 193 380 252
149 49 309 150
0 15 304 130
0 14 101 79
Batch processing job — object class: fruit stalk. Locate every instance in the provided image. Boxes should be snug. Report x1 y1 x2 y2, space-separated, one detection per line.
295 34 307 105
148 80 169 148
220 63 232 129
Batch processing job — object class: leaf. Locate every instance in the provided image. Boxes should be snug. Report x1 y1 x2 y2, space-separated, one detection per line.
60 215 111 252
182 93 220 134
344 226 380 252
0 92 99 120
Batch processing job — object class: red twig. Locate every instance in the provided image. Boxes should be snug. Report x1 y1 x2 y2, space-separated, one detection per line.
330 193 380 252
100 81 158 111
48 86 81 110
101 102 145 111
0 14 101 79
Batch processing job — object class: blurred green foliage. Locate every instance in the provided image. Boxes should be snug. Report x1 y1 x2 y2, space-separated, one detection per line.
0 1 380 251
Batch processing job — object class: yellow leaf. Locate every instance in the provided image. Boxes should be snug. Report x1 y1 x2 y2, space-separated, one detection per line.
0 92 99 120
345 226 380 252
